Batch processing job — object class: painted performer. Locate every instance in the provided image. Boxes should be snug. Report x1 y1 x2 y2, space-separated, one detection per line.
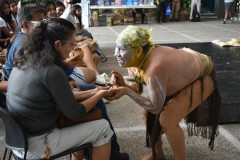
107 25 221 160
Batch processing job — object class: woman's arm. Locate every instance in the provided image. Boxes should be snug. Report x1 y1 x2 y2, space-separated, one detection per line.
73 88 98 101
1 26 13 38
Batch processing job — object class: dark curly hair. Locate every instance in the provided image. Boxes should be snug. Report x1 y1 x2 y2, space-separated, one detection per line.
0 0 12 23
14 18 76 69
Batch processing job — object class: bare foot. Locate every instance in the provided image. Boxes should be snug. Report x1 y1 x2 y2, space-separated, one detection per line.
140 153 152 160
140 153 165 160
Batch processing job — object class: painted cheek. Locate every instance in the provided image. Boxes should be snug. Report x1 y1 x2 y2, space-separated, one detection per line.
121 50 132 64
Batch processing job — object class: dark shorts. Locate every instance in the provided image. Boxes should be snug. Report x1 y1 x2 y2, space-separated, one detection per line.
224 2 234 10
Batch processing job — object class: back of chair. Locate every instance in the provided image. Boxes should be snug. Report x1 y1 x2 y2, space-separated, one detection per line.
0 106 28 160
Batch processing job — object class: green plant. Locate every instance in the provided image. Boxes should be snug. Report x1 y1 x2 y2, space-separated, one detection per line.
180 0 191 10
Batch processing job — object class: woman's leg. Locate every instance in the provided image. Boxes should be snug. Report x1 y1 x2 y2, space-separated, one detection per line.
80 67 96 84
92 141 111 160
26 119 113 159
159 76 214 160
81 46 100 76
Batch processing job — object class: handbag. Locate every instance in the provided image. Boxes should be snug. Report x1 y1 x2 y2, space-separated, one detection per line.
57 107 103 128
166 4 172 16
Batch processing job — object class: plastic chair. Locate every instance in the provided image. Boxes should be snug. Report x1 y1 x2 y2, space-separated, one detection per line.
0 106 93 160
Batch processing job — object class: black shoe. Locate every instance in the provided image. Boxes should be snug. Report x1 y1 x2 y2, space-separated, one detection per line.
96 50 107 62
110 151 129 160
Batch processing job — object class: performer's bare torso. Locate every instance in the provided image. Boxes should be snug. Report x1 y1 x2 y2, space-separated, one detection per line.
143 45 201 97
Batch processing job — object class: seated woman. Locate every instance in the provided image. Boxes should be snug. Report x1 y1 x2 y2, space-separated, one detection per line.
7 18 114 160
0 0 17 49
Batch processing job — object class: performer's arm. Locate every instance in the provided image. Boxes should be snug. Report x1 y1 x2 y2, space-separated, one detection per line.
111 70 139 93
109 74 166 114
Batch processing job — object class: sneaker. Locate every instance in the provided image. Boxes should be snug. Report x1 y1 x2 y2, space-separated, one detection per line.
110 151 129 160
96 73 110 86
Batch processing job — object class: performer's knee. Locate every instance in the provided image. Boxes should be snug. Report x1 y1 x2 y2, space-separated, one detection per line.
160 114 179 132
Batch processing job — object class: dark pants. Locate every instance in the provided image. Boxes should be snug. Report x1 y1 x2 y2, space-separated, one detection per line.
79 84 120 152
132 9 146 24
157 2 167 22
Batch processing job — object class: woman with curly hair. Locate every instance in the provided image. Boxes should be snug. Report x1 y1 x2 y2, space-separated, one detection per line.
7 18 113 160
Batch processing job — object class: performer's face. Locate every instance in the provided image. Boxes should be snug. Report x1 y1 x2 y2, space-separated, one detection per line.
115 42 139 67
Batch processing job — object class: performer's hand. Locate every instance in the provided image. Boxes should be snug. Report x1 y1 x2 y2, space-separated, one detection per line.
111 71 125 87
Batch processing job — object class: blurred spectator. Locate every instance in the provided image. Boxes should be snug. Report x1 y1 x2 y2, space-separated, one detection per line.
9 0 18 26
71 4 83 29
223 0 234 24
189 0 201 21
132 9 146 24
156 0 167 23
41 0 56 18
171 0 180 21
0 0 17 49
56 0 65 17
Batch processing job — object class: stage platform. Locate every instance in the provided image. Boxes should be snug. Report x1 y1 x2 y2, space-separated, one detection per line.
165 42 240 124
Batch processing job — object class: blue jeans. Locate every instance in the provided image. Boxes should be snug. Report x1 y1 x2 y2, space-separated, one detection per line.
79 84 120 152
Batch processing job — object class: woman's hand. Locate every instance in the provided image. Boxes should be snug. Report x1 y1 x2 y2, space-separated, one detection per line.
104 86 128 100
98 88 116 98
111 71 126 87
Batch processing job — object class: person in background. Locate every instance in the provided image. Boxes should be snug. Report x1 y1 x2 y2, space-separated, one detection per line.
9 0 18 26
0 18 13 51
108 25 221 160
4 4 47 78
7 17 113 160
132 9 146 24
189 0 201 21
71 4 83 29
40 0 57 18
155 0 167 23
223 0 235 24
171 0 180 21
0 0 17 49
55 0 65 17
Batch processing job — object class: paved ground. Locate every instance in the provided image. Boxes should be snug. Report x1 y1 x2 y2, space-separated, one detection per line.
1 18 240 159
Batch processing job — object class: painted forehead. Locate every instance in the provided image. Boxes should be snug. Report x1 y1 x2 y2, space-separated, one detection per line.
116 25 150 48
116 42 131 49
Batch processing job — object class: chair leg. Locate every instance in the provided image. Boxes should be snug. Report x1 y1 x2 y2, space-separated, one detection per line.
88 147 92 160
8 151 12 160
3 148 8 160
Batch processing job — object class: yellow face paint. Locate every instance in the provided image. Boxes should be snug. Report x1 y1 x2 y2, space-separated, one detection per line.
116 25 153 48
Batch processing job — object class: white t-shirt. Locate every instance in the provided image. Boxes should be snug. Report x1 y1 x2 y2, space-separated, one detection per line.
60 6 77 25
224 0 234 3
0 17 7 28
